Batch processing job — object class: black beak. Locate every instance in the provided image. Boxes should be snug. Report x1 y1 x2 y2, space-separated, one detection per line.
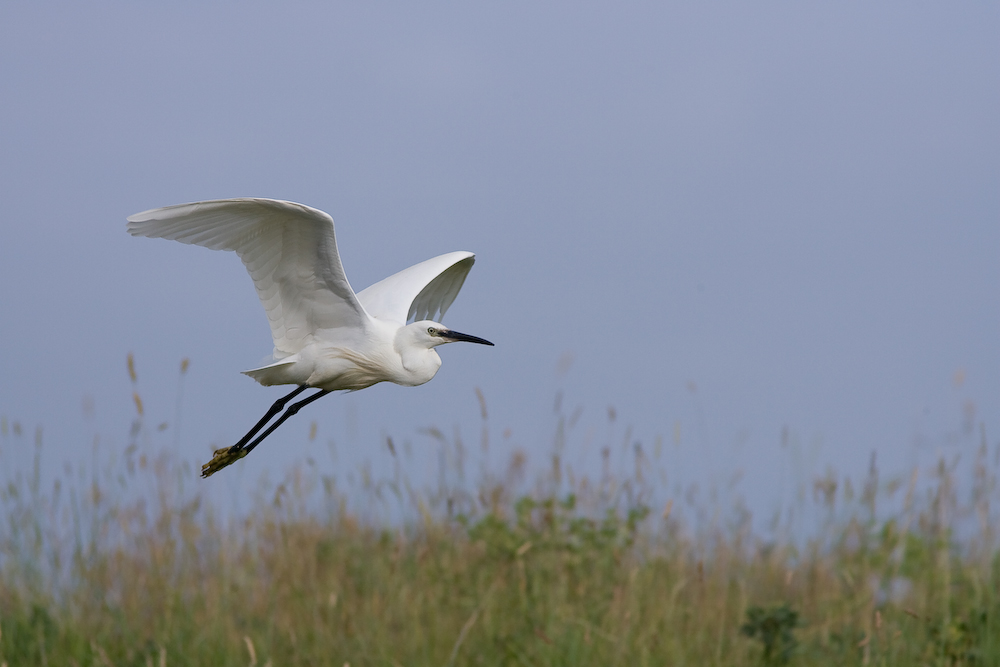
442 329 494 346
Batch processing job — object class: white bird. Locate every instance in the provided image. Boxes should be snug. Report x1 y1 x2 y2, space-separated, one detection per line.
127 198 493 477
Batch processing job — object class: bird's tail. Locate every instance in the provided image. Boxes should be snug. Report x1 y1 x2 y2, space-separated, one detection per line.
242 359 298 386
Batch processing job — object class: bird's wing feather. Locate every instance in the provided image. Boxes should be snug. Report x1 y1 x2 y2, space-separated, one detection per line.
357 251 475 325
127 198 369 357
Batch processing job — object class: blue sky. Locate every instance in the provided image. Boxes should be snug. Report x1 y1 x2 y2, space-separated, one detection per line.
1 3 997 520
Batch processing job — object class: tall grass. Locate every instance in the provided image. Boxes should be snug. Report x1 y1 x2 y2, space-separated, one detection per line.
1 358 998 666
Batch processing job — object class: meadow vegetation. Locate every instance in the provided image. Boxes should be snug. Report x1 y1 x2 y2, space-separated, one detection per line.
1 358 998 666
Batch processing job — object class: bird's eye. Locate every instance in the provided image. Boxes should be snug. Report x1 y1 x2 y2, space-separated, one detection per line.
427 327 437 335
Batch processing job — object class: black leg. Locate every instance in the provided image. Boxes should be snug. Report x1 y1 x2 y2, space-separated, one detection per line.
201 385 326 478
241 388 331 456
230 385 309 451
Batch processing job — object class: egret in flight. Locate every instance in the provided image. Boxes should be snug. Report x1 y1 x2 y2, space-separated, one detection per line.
127 198 493 477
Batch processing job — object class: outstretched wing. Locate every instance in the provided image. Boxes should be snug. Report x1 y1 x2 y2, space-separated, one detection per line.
357 251 475 325
127 198 370 358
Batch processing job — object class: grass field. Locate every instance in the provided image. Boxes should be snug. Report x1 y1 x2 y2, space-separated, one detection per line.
1 364 998 665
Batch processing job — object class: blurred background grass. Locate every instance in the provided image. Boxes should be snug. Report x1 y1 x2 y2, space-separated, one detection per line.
1 357 998 666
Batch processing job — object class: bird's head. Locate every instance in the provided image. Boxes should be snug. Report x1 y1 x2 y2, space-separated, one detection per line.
407 320 494 350
392 320 493 386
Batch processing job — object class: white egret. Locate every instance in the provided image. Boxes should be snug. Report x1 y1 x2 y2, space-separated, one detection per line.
127 198 493 477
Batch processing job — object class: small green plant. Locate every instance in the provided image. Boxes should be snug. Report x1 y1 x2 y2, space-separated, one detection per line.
925 610 994 666
741 603 800 665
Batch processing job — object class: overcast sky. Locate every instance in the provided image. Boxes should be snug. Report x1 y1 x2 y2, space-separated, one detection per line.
1 2 997 521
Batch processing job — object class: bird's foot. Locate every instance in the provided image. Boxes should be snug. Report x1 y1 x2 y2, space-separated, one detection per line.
201 445 248 478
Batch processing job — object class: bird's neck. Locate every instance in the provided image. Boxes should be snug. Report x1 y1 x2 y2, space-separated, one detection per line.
397 345 442 387
391 325 443 387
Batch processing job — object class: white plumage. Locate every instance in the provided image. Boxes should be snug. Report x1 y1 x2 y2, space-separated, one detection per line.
128 197 492 476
